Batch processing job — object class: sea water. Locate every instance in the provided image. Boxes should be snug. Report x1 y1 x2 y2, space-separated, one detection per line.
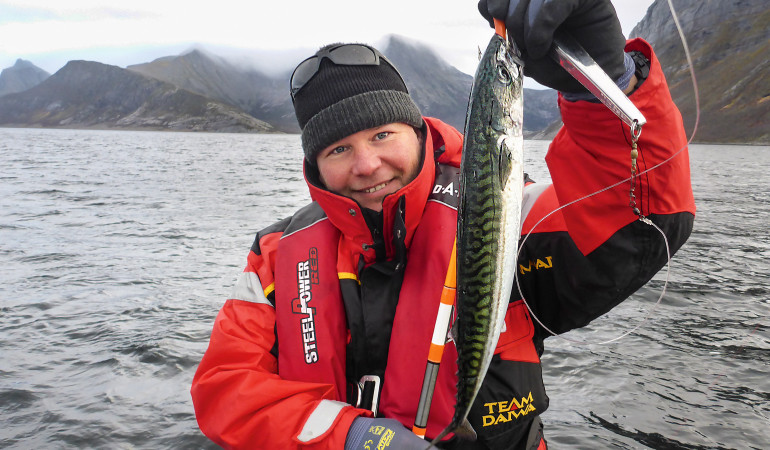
1 128 767 449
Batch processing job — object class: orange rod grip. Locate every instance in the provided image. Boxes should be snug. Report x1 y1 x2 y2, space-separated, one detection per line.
428 342 445 363
494 18 506 37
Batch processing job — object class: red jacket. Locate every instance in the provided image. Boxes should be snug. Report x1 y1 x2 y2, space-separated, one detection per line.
191 39 695 449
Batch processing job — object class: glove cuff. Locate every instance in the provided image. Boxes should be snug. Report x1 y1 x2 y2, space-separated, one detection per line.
562 52 635 102
344 417 372 450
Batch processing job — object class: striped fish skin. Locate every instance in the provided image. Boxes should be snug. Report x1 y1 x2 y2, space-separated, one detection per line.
433 32 524 444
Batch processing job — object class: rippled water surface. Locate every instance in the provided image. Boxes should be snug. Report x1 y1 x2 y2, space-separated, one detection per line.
1 128 767 449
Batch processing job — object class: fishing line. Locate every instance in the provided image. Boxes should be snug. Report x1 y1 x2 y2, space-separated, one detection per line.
515 0 700 346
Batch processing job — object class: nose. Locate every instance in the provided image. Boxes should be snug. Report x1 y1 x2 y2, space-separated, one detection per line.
350 146 381 176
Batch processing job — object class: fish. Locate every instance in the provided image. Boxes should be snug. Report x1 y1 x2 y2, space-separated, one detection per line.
432 30 524 444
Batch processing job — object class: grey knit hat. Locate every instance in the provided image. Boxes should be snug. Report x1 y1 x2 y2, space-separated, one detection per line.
291 44 423 164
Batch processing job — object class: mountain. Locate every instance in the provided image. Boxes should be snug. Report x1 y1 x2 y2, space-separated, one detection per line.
128 49 297 132
127 38 477 133
382 36 473 131
126 36 560 135
522 89 559 133
0 60 273 132
0 39 561 136
0 36 561 135
630 0 769 143
383 35 560 134
3 7 769 143
0 59 50 97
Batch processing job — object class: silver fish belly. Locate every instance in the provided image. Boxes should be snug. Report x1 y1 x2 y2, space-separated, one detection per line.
433 32 524 443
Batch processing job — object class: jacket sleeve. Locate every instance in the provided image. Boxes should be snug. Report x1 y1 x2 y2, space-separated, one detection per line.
516 39 696 337
191 228 368 449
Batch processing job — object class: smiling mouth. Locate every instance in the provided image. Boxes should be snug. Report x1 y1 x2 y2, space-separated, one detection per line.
362 182 389 194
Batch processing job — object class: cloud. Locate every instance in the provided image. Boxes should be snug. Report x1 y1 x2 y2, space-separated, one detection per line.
1 0 654 77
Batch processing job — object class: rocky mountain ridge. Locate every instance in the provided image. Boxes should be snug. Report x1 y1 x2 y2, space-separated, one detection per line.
630 0 769 143
0 59 50 97
2 0 768 145
0 35 560 136
0 60 273 132
128 50 296 132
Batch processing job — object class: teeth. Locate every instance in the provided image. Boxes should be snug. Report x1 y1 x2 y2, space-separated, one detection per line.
364 182 388 194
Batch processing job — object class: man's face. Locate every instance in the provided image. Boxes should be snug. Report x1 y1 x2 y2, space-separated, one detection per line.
316 123 422 212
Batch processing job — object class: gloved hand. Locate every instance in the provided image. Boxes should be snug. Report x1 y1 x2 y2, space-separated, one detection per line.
478 0 627 93
345 417 437 450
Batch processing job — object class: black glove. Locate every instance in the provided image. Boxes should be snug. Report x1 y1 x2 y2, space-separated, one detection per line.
345 417 437 450
478 0 627 93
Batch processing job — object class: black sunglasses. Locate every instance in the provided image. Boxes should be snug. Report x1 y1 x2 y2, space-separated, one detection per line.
290 44 393 100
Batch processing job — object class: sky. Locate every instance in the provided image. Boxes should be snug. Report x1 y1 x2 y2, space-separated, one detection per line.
0 0 655 88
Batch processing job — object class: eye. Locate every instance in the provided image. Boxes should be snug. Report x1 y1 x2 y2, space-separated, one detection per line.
320 145 348 159
374 131 390 140
497 65 511 84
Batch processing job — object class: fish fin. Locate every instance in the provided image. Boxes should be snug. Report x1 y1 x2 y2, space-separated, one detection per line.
454 417 478 441
498 137 512 189
448 318 458 344
429 419 477 445
429 425 452 446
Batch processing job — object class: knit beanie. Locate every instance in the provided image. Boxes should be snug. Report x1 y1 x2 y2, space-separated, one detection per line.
292 44 424 164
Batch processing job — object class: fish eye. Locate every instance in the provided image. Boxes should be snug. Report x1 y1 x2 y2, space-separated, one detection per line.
497 66 511 84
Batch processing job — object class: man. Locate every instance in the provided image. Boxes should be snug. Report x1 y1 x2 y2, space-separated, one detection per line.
191 0 695 448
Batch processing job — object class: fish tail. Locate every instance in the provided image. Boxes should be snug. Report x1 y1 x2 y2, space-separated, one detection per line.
429 417 477 445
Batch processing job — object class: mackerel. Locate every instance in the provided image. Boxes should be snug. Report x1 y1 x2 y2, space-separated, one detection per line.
432 31 524 443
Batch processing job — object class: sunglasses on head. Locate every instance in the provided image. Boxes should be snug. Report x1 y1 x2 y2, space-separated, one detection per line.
290 44 393 101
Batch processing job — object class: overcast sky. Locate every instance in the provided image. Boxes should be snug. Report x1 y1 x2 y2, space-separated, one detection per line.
0 0 654 84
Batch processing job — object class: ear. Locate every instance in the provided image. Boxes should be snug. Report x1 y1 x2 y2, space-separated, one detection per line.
413 126 423 140
305 157 327 189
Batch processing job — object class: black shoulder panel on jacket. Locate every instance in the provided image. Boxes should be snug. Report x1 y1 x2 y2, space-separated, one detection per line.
250 216 291 255
281 202 328 238
250 202 329 254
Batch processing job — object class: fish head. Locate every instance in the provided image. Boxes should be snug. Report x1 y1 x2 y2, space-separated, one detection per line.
489 37 524 139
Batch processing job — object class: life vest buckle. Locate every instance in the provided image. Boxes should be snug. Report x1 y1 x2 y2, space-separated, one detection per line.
355 375 381 417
